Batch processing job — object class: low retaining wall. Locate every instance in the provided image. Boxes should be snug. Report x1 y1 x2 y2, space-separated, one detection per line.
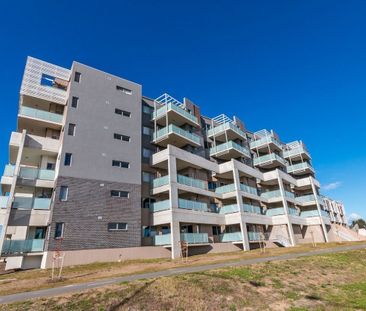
42 246 171 269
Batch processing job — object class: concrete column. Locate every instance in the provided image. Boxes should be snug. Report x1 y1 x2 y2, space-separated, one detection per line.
232 161 250 251
168 152 180 259
277 171 296 246
310 177 329 243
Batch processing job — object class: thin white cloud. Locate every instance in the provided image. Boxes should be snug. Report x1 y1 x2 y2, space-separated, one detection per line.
323 181 342 191
348 213 363 224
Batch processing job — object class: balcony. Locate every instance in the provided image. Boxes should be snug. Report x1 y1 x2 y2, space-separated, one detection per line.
153 102 199 127
19 167 55 181
210 141 250 160
288 207 300 216
265 207 285 216
261 189 282 200
152 233 209 245
321 210 330 218
219 232 243 242
300 210 320 218
215 183 236 194
19 106 63 125
296 194 323 205
219 204 239 214
152 124 201 148
178 198 209 212
286 162 314 175
1 239 45 256
250 136 282 151
207 122 246 142
150 200 170 212
253 153 287 169
152 176 169 188
240 184 258 196
153 234 171 246
283 144 311 160
181 233 209 244
3 164 15 177
13 197 51 210
248 232 262 241
0 196 9 208
177 175 207 190
243 204 263 215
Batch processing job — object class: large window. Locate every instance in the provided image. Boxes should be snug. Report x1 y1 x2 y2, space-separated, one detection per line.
55 223 65 239
59 186 68 201
143 148 153 158
114 133 130 142
64 153 72 166
108 223 128 231
112 160 129 168
111 190 129 198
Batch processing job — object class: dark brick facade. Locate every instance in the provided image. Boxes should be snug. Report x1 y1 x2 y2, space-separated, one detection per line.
47 176 141 251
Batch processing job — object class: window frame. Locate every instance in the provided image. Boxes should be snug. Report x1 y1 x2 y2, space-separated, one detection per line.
112 160 130 169
71 96 79 108
113 133 131 142
64 153 72 166
74 72 81 83
108 222 128 231
59 186 69 201
111 190 129 198
54 222 65 239
67 123 76 136
116 85 132 95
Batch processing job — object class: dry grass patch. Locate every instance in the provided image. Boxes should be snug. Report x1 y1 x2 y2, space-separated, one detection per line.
1 247 366 310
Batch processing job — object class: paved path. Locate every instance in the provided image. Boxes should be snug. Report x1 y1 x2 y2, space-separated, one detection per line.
1 243 365 305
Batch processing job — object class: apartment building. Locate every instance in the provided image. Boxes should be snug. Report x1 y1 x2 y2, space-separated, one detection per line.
0 57 351 270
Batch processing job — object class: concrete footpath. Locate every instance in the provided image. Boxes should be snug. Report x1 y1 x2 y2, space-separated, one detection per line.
1 243 365 305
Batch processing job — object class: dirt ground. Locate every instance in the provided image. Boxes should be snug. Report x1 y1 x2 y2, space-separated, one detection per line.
2 246 366 310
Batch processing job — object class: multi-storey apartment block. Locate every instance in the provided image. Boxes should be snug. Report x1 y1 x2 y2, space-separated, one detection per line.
0 57 354 270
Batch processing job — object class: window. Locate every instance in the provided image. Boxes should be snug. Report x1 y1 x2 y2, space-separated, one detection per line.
115 108 131 117
55 222 65 239
143 104 153 115
212 226 221 236
46 162 55 170
71 96 79 108
143 126 153 136
116 85 132 95
59 186 68 201
41 74 55 87
64 153 72 166
108 223 128 231
114 133 130 142
111 190 129 198
112 160 129 168
68 123 76 136
142 171 154 183
143 148 152 158
74 72 81 83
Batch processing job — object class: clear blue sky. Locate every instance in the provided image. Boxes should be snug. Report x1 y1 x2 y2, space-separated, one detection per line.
1 1 365 220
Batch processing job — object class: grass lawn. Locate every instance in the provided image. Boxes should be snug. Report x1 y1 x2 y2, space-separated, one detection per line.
0 242 365 310
0 241 362 297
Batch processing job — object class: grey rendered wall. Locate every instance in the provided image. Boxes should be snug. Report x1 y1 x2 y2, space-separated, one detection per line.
59 62 142 185
48 63 143 251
